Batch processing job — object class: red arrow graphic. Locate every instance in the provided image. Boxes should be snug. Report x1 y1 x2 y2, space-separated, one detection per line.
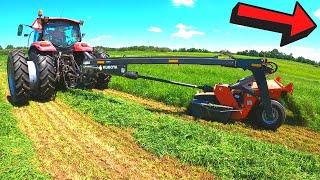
230 2 317 46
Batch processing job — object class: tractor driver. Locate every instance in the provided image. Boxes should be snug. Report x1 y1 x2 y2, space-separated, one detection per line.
51 26 66 46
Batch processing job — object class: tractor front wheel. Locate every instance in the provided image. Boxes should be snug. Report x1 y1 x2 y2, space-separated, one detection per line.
35 55 57 101
253 100 285 131
7 50 30 105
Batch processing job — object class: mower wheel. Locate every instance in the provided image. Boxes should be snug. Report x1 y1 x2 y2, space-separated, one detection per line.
253 100 285 131
7 50 30 105
35 55 57 101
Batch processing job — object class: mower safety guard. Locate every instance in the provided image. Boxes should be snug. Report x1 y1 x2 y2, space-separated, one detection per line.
91 57 278 121
274 77 294 95
252 76 294 100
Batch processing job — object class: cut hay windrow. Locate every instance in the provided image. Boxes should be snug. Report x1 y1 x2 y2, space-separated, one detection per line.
98 89 320 155
59 89 320 179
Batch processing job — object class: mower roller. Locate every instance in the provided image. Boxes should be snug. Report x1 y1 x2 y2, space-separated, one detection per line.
7 10 293 130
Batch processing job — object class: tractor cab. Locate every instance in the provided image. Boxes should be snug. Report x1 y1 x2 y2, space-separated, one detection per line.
31 17 83 50
35 19 82 49
17 10 88 52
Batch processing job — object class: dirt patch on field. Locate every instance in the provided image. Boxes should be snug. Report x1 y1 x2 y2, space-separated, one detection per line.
101 89 320 154
9 98 213 179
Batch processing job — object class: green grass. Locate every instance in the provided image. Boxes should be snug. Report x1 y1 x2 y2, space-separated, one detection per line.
59 89 320 179
1 50 319 178
107 51 320 131
0 56 48 179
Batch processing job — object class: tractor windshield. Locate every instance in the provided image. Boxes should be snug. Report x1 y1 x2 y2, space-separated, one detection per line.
42 21 81 48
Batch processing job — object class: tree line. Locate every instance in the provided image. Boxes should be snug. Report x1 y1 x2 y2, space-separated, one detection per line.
1 45 318 66
237 49 320 66
0 45 25 50
2 45 211 53
95 46 211 53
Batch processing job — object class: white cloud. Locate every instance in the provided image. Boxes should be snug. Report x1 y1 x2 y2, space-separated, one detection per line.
280 46 320 62
148 26 162 33
173 0 195 7
87 35 112 46
314 8 320 19
172 23 204 39
236 25 248 29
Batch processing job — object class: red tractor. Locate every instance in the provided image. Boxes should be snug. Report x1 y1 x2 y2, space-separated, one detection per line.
7 10 113 104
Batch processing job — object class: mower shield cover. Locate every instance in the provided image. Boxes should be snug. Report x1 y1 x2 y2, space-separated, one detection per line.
252 77 294 100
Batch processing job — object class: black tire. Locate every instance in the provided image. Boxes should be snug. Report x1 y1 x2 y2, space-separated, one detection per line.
253 100 285 131
91 49 110 89
35 55 56 101
93 48 109 59
187 92 218 114
7 50 30 105
95 73 111 90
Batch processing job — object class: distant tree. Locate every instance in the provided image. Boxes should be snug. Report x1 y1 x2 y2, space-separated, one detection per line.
219 50 231 54
95 46 211 53
0 45 2 50
6 45 14 49
248 50 259 56
179 48 187 52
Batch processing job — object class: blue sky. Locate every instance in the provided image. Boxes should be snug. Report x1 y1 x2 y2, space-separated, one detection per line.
1 0 320 61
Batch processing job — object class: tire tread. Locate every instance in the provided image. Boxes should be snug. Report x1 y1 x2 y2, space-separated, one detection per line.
36 55 56 100
7 49 30 104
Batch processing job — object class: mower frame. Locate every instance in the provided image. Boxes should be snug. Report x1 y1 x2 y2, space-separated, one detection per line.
83 56 288 123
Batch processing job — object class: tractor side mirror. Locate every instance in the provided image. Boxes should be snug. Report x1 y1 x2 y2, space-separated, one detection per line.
17 24 23 36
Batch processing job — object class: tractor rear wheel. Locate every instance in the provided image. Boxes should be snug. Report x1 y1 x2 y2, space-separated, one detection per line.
35 55 57 101
90 49 111 89
253 100 285 131
95 73 111 89
7 50 30 105
93 48 109 59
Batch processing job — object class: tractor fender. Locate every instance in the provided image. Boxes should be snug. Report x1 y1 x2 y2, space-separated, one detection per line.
73 42 93 52
31 41 57 52
27 60 38 91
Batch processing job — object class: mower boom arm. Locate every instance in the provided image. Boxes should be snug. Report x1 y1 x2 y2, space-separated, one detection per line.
88 57 276 120
101 57 266 71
